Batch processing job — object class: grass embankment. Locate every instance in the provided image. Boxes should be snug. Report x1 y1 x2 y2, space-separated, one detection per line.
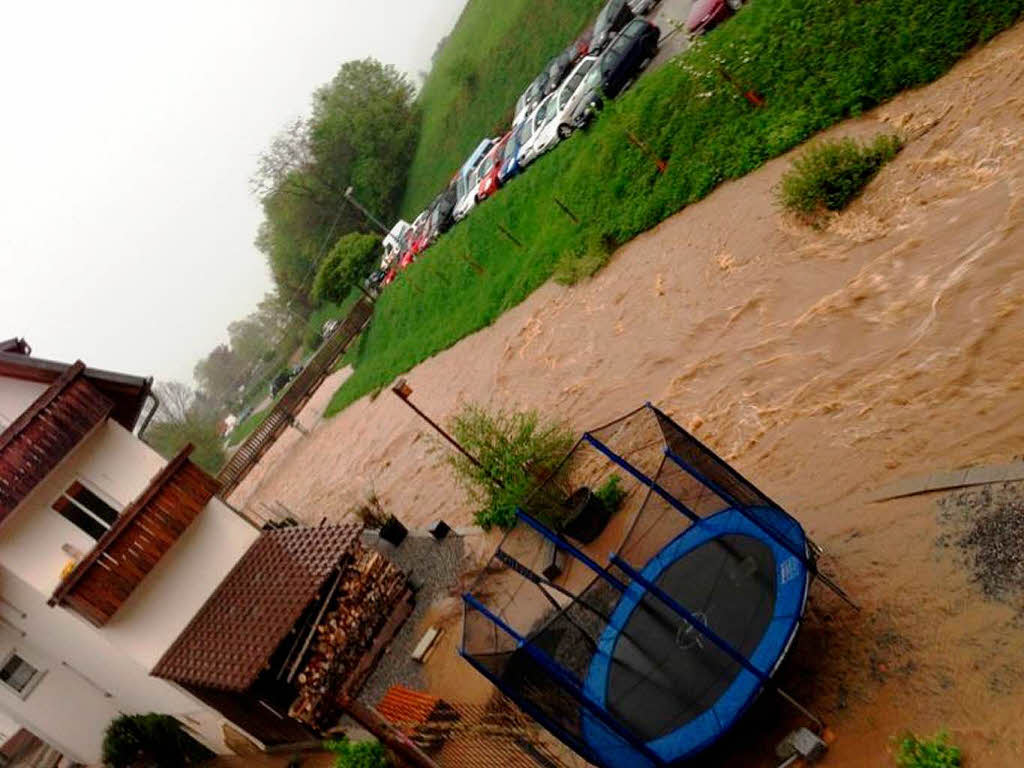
328 0 1024 418
398 0 604 218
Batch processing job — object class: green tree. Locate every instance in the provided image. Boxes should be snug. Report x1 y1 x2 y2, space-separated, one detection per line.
312 232 380 305
253 58 419 309
144 382 226 474
192 344 240 407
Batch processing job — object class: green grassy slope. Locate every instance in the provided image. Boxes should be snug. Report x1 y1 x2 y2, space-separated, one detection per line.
398 0 605 218
329 0 1024 418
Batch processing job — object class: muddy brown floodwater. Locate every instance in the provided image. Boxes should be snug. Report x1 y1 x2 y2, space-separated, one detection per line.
232 23 1024 768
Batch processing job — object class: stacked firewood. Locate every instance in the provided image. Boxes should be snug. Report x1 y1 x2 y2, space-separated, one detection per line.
289 546 407 729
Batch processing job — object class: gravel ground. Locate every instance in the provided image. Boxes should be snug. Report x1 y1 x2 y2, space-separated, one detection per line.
938 480 1024 607
354 531 468 707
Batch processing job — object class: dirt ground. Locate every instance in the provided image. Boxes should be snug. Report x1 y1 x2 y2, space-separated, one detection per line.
231 22 1024 767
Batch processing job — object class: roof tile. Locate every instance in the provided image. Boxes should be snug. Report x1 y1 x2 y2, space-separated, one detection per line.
152 524 362 691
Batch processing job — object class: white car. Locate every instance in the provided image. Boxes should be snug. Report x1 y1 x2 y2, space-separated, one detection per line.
530 56 601 156
381 220 410 269
452 138 496 222
516 93 558 167
453 161 485 221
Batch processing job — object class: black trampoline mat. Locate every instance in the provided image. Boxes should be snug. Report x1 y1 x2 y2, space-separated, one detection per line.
606 534 776 742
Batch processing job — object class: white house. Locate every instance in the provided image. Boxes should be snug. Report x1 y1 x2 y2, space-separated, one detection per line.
0 337 262 761
0 337 411 764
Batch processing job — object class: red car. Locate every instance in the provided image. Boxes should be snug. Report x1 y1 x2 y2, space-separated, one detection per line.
475 132 512 203
687 0 743 34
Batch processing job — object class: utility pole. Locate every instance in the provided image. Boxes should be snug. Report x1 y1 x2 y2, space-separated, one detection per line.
344 186 390 235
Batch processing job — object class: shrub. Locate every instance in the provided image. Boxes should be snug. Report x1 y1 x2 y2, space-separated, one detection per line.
446 404 575 529
594 474 626 512
895 731 962 768
102 713 212 768
324 738 391 768
312 232 380 306
777 134 903 220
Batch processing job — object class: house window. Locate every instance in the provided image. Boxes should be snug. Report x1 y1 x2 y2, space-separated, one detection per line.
0 652 43 698
52 481 120 540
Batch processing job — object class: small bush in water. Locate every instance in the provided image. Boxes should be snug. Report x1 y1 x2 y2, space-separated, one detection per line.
778 134 902 220
894 731 962 768
447 404 575 530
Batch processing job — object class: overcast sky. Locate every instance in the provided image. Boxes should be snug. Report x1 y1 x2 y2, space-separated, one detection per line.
0 0 465 384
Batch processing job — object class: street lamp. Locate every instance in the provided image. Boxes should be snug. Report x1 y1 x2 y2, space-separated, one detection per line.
344 186 389 235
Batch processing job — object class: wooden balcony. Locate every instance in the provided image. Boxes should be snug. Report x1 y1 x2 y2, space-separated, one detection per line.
0 361 113 524
49 445 220 627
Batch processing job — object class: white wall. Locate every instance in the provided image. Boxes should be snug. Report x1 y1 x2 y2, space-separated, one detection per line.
0 708 20 744
0 377 47 427
105 496 259 669
0 419 166 597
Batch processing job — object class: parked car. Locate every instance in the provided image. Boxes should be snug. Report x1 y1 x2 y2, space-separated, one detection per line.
321 319 340 338
517 93 559 167
568 21 659 132
629 0 659 14
687 0 744 34
453 138 496 221
270 369 296 398
591 0 635 52
598 18 660 97
498 120 531 184
533 56 601 150
366 268 387 292
512 71 550 127
381 219 411 270
428 183 458 243
476 132 512 202
544 50 573 94
407 211 432 257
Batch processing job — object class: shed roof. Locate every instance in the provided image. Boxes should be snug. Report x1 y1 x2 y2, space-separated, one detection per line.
152 523 363 692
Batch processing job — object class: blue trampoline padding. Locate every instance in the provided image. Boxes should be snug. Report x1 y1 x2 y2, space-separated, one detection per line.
581 507 809 765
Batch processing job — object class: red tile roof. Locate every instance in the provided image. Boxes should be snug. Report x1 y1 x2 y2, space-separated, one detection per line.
152 524 363 692
377 686 443 732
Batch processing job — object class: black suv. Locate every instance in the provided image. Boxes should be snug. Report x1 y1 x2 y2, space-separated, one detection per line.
571 19 660 128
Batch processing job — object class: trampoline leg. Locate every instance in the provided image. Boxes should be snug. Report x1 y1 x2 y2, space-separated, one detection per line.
775 687 825 733
815 570 861 612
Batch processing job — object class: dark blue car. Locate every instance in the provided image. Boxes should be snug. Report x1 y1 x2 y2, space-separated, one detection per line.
498 118 532 184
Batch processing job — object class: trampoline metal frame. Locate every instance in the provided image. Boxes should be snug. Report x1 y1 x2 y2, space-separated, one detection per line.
462 405 853 767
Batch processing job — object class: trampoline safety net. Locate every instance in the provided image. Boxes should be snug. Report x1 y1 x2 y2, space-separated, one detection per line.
461 404 812 768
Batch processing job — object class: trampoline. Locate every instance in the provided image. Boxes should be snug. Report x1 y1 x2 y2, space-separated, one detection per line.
582 506 809 764
461 404 850 768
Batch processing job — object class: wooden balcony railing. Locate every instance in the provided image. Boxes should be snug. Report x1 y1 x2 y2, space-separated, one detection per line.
49 444 220 627
0 361 113 524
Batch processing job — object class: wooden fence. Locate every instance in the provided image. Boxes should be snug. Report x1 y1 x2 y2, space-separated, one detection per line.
216 298 373 498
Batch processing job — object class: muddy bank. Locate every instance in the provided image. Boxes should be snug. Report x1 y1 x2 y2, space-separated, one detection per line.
232 22 1024 767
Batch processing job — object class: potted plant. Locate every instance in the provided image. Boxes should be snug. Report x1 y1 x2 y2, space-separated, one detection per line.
559 475 626 543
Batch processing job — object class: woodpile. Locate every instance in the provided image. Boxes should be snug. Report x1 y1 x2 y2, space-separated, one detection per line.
289 546 407 729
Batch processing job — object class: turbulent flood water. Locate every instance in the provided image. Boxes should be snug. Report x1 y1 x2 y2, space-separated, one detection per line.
235 24 1024 767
